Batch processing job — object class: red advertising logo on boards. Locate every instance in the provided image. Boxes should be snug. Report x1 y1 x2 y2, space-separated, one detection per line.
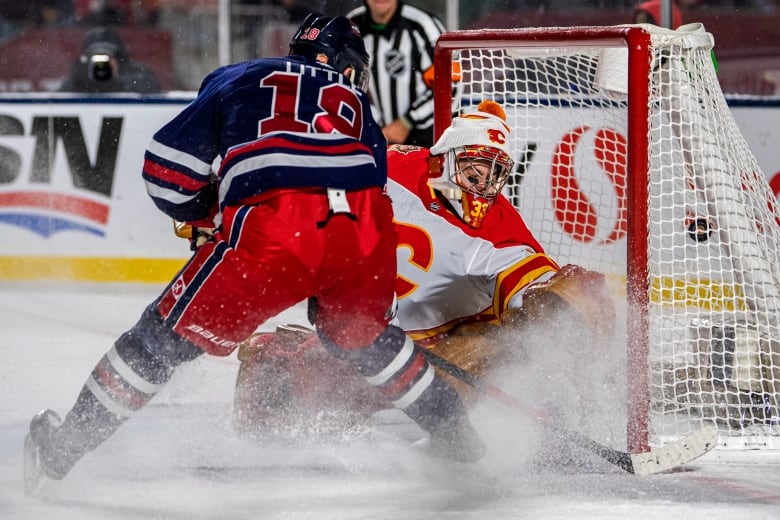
551 125 627 245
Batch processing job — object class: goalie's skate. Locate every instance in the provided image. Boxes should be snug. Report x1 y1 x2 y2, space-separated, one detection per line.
24 409 63 496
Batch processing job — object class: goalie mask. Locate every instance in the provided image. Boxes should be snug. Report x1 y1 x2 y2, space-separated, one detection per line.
429 100 514 228
289 12 370 91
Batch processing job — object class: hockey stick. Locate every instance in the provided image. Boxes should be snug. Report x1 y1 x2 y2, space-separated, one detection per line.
422 350 718 475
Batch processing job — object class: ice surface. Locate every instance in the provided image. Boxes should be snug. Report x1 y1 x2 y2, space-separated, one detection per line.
1 284 779 519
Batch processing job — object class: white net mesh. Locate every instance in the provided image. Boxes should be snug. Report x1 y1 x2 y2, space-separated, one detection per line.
441 24 780 450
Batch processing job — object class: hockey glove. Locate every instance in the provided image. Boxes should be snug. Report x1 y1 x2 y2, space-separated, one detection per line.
505 264 615 339
173 220 215 251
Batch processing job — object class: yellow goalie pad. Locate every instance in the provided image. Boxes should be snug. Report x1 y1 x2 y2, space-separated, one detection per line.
426 327 507 405
506 264 615 340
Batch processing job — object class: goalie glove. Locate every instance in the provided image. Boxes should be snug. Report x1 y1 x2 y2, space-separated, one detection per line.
173 221 215 251
505 264 615 339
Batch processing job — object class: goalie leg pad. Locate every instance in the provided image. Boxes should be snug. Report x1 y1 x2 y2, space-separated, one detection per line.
236 324 318 363
234 325 390 434
233 345 297 435
426 330 510 405
234 325 318 434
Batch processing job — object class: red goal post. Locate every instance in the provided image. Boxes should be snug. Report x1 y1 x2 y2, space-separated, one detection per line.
433 24 780 454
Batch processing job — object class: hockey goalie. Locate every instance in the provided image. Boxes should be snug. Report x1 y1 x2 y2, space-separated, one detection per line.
224 101 617 436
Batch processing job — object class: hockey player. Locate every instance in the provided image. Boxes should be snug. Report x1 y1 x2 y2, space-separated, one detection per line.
23 13 485 496
233 100 614 433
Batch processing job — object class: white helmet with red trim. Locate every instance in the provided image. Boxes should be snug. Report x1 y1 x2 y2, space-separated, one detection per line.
429 100 514 228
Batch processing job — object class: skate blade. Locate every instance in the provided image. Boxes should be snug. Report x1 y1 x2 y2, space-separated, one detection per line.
23 432 50 497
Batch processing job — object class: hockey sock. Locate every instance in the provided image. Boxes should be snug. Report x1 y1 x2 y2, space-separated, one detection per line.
319 325 479 442
44 306 202 477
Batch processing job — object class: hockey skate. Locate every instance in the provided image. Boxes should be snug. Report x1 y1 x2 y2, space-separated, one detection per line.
24 409 65 496
426 414 486 464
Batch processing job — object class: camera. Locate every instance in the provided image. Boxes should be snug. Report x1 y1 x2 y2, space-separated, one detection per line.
88 53 114 82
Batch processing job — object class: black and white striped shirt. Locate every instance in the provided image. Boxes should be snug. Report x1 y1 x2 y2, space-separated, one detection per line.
348 1 445 147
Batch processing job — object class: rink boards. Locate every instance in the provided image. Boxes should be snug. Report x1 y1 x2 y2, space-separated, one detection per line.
0 95 778 283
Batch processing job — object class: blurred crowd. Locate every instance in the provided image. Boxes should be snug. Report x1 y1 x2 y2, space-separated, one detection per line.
0 0 161 37
0 0 777 94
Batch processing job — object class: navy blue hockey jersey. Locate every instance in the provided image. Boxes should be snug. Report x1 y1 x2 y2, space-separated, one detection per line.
142 55 387 223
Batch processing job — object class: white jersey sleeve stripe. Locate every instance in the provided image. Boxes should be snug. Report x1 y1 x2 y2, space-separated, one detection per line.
143 182 199 204
147 138 212 176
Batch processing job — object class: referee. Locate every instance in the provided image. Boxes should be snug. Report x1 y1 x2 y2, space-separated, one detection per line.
348 0 445 147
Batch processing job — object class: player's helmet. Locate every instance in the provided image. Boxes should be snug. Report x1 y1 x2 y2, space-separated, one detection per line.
289 12 370 92
429 100 515 228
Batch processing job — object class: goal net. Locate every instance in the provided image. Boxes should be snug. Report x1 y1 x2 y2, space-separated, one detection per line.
433 23 780 452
